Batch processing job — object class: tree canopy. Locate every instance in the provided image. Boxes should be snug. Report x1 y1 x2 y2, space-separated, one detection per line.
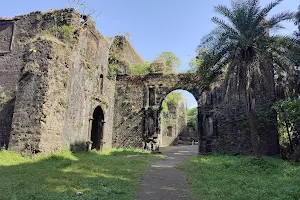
162 92 186 113
197 0 295 82
130 52 180 75
189 48 224 86
156 52 181 73
187 107 197 132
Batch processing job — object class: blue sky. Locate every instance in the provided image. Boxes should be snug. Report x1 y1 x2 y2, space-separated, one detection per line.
1 0 298 108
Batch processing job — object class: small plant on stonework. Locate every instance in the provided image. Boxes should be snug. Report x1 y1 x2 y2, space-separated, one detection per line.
106 36 114 43
152 106 160 111
57 25 73 42
99 96 110 107
64 0 101 27
35 14 42 22
56 106 65 113
0 92 10 105
89 18 97 26
123 32 131 41
108 63 120 79
29 47 37 53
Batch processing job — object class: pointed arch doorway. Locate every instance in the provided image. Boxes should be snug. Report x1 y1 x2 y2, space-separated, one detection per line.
91 106 105 150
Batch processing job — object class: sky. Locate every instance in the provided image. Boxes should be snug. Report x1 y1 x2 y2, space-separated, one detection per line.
1 0 298 108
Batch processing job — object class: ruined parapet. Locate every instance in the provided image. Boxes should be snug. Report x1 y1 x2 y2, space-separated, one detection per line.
108 35 144 75
149 60 166 73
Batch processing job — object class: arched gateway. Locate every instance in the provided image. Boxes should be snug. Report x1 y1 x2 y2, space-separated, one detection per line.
90 106 105 151
113 73 212 152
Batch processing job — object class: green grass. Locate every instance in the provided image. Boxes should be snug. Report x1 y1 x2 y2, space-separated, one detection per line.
178 155 300 200
0 148 160 200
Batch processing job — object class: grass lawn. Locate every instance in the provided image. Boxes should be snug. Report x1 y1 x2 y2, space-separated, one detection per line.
0 148 160 200
178 155 300 200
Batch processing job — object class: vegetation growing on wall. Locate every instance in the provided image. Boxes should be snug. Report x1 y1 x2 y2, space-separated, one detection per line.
0 92 11 105
56 25 74 41
108 50 126 79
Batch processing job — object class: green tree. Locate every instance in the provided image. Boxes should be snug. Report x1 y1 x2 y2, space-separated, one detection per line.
199 0 295 155
187 107 197 132
129 62 151 75
274 98 300 155
189 48 224 86
156 52 181 73
198 0 295 78
162 92 186 113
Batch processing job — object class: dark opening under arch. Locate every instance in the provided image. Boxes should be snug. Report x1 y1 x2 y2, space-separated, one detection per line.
91 106 105 150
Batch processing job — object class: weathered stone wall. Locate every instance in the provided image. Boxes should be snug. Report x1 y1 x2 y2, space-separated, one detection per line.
198 55 279 156
0 11 71 149
160 103 187 147
0 18 22 148
113 73 201 148
109 36 144 74
4 9 115 154
1 9 279 156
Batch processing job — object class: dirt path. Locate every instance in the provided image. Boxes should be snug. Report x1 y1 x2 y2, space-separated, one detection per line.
136 145 198 200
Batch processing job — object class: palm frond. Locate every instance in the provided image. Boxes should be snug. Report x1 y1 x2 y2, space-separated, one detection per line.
260 0 283 16
211 17 240 36
198 0 294 78
252 0 283 29
268 11 295 29
214 5 234 21
247 0 260 22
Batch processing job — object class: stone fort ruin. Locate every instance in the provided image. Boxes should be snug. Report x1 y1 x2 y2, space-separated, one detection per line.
0 9 279 155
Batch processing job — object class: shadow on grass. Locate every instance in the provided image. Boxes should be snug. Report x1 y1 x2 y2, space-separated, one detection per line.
0 149 157 200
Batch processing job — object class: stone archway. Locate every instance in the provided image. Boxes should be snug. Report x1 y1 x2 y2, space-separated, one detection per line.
113 73 207 151
91 106 105 151
157 89 199 148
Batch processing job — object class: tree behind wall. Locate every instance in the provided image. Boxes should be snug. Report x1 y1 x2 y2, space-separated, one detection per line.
198 0 295 155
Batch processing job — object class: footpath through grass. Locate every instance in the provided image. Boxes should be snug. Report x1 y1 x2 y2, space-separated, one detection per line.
0 148 161 200
178 155 300 200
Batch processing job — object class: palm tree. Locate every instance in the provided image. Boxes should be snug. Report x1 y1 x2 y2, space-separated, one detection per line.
199 0 294 70
198 0 295 155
